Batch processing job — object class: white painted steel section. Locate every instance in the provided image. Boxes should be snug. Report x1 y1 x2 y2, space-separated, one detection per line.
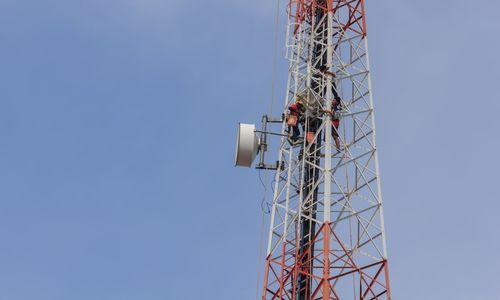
323 10 334 223
364 36 389 258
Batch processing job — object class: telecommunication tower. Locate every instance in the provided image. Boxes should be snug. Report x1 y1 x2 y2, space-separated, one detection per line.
235 0 391 299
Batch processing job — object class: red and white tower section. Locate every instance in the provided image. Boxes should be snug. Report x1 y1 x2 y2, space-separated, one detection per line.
236 0 391 299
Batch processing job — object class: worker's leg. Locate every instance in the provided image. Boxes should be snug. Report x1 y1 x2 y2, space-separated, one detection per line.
332 83 340 100
332 123 341 151
334 135 341 151
292 125 300 140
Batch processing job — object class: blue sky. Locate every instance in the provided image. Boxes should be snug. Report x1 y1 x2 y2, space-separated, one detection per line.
0 0 499 299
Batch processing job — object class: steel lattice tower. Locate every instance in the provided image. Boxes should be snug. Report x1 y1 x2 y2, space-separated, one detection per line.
260 1 391 299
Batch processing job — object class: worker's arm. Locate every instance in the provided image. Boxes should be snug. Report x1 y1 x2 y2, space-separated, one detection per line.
324 70 336 77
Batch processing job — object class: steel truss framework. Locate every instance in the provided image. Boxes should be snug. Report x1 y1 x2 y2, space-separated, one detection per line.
262 1 391 299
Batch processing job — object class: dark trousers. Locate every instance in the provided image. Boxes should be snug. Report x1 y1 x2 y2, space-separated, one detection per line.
322 81 340 99
290 125 301 140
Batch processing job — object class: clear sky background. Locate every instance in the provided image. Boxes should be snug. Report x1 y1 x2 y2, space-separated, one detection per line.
0 0 499 299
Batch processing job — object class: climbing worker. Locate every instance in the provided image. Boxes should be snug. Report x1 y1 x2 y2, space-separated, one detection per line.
319 65 341 101
322 96 343 151
287 97 305 144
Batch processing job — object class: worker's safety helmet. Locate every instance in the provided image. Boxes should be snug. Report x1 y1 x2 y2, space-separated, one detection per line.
296 93 310 110
296 96 304 106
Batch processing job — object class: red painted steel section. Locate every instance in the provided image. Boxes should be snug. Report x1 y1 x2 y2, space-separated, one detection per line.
289 0 366 35
261 222 391 299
